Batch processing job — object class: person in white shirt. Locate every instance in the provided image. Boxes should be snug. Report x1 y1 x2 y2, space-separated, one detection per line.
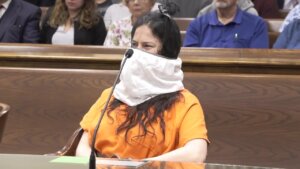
103 0 160 29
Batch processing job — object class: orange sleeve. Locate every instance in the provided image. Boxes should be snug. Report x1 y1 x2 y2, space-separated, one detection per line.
178 91 209 147
80 88 111 131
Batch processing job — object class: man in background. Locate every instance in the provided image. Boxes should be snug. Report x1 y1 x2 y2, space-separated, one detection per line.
0 0 41 43
198 0 258 17
183 0 269 48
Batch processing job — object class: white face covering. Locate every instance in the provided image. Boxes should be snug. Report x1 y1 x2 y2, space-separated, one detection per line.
113 48 184 106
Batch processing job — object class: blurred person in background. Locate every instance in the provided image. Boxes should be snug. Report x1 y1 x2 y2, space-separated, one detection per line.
103 0 160 29
184 0 268 48
198 0 258 17
40 0 107 45
282 0 299 10
0 0 41 43
104 0 156 47
274 19 300 49
279 3 300 32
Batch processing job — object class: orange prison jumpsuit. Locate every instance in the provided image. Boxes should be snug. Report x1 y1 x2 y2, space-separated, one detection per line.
80 88 209 159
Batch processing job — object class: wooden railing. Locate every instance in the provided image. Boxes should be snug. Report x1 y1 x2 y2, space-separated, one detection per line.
1 44 300 74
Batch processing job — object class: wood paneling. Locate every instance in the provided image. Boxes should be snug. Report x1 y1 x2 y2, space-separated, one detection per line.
0 67 299 168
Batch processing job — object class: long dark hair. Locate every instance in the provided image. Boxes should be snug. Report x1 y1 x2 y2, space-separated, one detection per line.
108 1 182 142
108 91 182 142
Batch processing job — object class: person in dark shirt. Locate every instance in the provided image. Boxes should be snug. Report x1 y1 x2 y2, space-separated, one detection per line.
0 0 41 43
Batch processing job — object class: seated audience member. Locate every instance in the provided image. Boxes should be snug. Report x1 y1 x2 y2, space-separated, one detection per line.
198 0 258 17
104 0 155 47
252 0 281 18
96 0 113 17
76 2 209 162
103 0 160 29
283 0 299 10
184 0 269 48
273 19 300 49
171 0 212 18
40 0 107 45
0 0 41 43
279 4 300 32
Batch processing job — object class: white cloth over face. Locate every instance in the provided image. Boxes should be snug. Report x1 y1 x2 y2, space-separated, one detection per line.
113 48 184 106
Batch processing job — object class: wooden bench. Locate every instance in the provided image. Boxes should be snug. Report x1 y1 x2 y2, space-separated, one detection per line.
2 44 300 74
0 67 299 168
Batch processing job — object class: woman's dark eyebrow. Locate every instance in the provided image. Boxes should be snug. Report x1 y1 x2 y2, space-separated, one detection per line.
142 42 156 45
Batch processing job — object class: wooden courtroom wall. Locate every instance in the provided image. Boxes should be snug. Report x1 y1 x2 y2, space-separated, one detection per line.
1 68 299 169
1 45 300 168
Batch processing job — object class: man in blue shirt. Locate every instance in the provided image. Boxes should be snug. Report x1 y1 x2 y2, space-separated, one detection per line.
183 0 269 48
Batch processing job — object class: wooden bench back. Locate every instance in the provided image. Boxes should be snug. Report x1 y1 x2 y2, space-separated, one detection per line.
0 67 299 169
2 45 300 74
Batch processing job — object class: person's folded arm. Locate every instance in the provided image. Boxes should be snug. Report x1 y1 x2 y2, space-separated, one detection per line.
144 138 207 163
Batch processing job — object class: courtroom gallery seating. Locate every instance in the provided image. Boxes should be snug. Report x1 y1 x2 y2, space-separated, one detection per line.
37 7 283 48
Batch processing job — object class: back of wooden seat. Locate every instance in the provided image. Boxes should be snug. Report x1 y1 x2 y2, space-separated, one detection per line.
266 19 282 33
0 66 300 168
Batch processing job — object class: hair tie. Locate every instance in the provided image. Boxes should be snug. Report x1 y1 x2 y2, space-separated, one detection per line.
158 4 171 18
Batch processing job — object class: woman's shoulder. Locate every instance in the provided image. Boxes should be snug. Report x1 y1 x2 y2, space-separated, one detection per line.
178 89 201 105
